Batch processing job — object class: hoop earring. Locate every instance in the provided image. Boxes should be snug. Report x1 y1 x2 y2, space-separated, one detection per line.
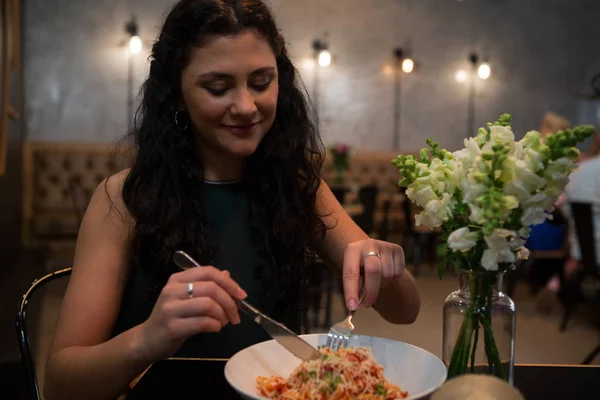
175 110 189 131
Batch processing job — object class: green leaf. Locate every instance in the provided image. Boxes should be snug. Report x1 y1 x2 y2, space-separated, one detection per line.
438 262 447 279
376 384 388 396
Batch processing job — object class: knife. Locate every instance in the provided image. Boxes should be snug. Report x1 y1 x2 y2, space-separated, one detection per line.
172 250 321 361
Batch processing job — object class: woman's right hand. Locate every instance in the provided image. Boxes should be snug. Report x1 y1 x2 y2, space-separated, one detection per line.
136 266 247 361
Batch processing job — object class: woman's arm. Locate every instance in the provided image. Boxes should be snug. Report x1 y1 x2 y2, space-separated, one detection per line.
44 171 152 400
313 180 420 324
45 171 246 400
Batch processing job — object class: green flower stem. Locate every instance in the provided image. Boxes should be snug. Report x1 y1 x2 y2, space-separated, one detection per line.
482 302 507 380
447 306 475 377
470 316 480 373
447 273 506 381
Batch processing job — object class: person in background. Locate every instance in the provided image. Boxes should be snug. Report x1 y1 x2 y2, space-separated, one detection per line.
561 131 600 279
537 131 600 311
43 1 420 399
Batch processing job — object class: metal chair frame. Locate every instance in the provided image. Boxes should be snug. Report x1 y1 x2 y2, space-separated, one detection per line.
16 267 72 400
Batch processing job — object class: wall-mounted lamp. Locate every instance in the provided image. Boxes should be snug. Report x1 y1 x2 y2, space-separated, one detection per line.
125 17 142 55
401 58 415 74
392 47 415 150
478 62 491 80
455 54 491 83
313 39 331 67
311 38 331 122
456 52 491 136
124 16 143 130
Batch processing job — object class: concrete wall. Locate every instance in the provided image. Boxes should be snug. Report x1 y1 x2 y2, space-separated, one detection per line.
23 0 600 151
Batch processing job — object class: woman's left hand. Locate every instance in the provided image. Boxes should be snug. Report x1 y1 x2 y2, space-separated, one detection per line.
342 239 406 311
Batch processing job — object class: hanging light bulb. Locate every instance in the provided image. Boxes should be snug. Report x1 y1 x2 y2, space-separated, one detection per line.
478 63 491 80
401 58 414 73
129 35 142 54
318 50 331 67
455 70 468 83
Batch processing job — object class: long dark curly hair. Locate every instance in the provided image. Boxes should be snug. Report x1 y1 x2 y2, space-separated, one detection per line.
120 0 326 315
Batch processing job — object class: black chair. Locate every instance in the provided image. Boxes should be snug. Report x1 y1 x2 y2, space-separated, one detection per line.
353 185 378 236
558 202 600 363
377 199 392 241
331 187 348 204
16 267 72 400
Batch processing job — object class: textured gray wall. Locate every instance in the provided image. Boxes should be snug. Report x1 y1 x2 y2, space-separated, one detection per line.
24 0 600 151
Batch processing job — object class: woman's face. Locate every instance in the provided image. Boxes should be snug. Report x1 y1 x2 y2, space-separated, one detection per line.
180 30 279 160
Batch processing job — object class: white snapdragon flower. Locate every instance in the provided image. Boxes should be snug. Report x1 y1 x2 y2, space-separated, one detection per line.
490 125 515 146
468 204 486 224
521 206 548 226
447 159 466 193
514 160 547 192
519 130 543 149
415 193 455 228
448 227 479 253
406 185 438 209
512 140 525 159
481 229 517 271
463 183 487 204
453 137 482 169
504 180 531 204
523 192 549 208
543 157 574 192
524 148 544 173
503 195 519 211
518 226 532 240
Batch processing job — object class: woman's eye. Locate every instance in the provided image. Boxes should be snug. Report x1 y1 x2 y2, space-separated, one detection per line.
251 78 273 92
206 87 228 96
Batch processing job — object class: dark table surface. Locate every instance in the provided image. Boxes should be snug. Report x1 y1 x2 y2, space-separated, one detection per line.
125 358 600 400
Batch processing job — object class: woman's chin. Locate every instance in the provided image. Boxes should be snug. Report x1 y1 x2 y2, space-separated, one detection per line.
226 142 260 158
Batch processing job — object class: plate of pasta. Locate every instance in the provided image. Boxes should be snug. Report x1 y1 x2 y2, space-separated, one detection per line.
224 334 447 400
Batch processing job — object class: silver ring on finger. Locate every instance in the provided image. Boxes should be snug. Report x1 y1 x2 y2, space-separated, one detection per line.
187 282 194 299
364 251 381 260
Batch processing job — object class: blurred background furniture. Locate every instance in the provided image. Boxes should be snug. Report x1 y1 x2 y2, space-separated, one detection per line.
322 149 412 240
21 141 130 267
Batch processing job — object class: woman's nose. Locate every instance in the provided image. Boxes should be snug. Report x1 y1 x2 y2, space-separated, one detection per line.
230 88 258 117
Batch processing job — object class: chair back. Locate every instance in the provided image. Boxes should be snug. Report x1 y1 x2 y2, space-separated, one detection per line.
355 185 378 235
378 199 392 241
331 187 348 204
570 202 600 277
16 267 72 400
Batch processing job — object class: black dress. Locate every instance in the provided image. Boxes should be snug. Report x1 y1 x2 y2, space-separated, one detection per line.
110 180 301 358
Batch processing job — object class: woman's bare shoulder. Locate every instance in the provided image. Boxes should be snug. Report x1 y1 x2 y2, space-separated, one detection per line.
90 168 133 227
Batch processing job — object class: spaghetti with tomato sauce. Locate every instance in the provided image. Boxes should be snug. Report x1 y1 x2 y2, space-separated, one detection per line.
256 347 408 400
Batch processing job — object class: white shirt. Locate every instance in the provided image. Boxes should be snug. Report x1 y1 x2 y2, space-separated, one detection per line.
562 155 600 263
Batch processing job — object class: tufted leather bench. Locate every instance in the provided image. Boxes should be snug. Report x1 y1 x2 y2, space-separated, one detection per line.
21 143 411 251
322 150 414 238
21 141 131 250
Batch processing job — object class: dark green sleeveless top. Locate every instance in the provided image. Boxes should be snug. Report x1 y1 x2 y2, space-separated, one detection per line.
111 181 301 358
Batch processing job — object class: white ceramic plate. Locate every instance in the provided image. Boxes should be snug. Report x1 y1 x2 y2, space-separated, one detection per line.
225 334 447 400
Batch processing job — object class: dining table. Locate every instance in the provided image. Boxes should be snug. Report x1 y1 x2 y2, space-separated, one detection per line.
122 357 600 399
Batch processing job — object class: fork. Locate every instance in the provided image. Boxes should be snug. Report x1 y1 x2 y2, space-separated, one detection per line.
325 287 366 351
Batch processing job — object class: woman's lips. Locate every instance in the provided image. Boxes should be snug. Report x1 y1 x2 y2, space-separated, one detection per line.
222 123 259 135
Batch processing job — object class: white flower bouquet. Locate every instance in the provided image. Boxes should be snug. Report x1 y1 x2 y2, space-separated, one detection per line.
393 114 595 381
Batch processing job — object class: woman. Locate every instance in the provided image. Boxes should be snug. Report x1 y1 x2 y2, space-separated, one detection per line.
44 1 420 399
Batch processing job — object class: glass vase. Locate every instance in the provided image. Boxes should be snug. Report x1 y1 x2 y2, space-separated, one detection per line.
442 270 516 384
